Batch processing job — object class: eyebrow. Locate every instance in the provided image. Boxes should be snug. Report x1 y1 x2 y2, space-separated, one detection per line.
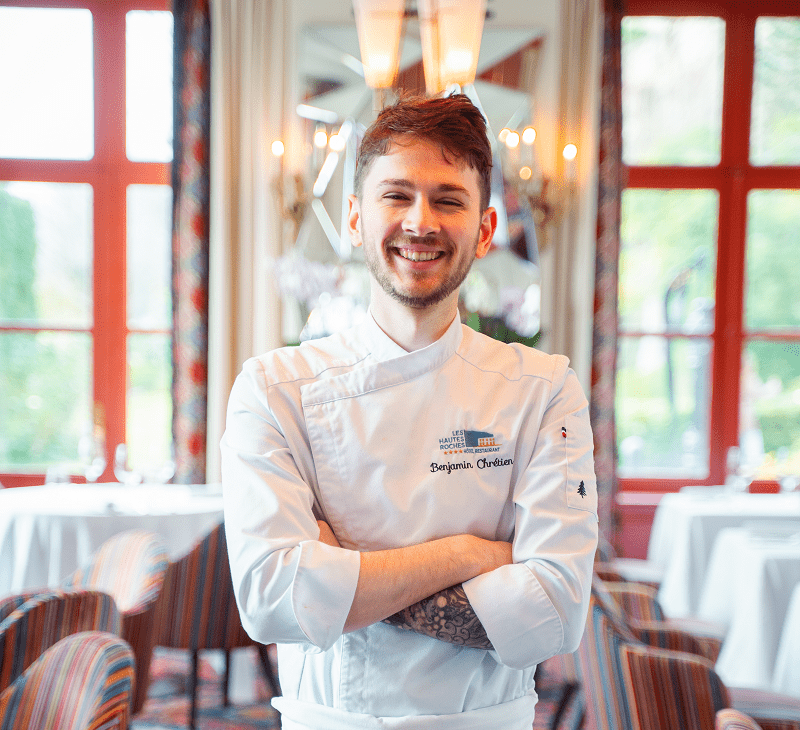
376 178 471 198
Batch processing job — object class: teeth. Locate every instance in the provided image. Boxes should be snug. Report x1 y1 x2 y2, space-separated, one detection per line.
398 249 440 262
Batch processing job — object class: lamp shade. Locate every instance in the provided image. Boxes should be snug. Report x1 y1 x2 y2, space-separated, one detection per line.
352 0 405 89
418 0 487 95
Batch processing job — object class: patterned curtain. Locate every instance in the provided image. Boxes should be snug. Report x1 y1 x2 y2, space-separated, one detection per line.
172 0 211 484
590 0 625 540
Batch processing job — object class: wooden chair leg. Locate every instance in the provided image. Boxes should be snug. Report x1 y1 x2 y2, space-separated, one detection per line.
550 681 578 730
256 643 282 698
189 649 199 730
223 649 231 707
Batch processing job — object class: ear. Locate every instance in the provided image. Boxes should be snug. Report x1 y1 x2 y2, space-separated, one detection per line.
347 194 362 248
475 207 497 259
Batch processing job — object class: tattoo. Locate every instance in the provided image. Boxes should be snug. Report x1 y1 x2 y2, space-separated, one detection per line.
382 584 493 650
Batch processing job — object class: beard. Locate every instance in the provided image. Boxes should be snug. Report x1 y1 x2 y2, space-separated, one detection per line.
362 231 480 309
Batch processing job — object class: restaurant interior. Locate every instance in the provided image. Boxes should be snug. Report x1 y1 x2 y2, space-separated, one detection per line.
1 0 799 727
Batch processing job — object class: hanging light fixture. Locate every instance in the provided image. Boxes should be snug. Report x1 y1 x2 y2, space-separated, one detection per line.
352 0 405 89
418 0 487 95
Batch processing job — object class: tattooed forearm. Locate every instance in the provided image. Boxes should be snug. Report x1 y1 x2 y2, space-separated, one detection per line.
382 584 493 650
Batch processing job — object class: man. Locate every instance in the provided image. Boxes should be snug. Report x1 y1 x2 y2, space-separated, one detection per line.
222 94 598 729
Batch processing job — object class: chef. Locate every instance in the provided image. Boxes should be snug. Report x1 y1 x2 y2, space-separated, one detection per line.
222 93 598 730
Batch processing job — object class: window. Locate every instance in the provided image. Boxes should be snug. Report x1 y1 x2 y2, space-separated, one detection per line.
616 0 800 490
0 1 173 485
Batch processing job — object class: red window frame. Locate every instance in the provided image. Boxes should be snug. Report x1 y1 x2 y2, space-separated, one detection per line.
618 0 800 493
0 0 170 486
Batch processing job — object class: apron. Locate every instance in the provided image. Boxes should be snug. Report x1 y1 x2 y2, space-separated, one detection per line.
273 689 538 729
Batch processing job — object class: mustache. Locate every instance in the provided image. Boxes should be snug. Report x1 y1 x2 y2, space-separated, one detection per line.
385 233 451 249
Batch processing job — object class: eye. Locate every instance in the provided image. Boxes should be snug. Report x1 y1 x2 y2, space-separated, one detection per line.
438 198 465 208
382 192 409 202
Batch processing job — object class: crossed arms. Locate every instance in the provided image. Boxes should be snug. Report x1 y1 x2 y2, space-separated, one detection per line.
316 519 512 649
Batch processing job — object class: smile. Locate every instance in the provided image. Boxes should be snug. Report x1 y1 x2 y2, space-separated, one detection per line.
396 248 443 262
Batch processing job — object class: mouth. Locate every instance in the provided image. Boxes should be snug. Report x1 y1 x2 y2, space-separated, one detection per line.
394 247 444 263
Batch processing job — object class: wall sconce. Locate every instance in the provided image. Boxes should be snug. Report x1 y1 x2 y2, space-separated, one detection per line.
352 0 405 89
418 0 487 95
271 140 308 243
271 116 358 257
497 124 558 233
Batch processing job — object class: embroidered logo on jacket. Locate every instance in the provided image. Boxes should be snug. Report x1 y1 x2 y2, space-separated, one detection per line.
439 429 502 454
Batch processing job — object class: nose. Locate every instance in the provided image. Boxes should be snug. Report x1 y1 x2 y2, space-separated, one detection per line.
402 196 440 238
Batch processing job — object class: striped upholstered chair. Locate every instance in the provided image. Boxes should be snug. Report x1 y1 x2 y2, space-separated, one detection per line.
577 575 800 730
0 631 134 730
603 580 725 663
63 530 168 715
154 522 280 730
0 590 121 694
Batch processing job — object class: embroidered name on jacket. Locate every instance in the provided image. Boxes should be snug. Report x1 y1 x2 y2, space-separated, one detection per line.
429 457 514 474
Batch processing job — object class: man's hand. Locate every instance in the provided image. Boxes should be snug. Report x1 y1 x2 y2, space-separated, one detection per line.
317 520 340 548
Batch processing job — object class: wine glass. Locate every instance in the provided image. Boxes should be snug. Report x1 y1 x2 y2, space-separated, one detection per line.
45 465 71 485
155 443 176 483
113 443 143 486
138 442 176 484
780 475 800 493
725 446 748 492
79 429 107 483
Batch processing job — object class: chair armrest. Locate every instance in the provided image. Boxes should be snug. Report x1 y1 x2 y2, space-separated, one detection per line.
594 562 626 583
666 617 726 663
629 620 714 660
0 590 121 692
716 708 765 730
604 581 665 621
0 590 61 625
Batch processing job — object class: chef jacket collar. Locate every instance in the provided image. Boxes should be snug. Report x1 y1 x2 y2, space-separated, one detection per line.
362 308 464 364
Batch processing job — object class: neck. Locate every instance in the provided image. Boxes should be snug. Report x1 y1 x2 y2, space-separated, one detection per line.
369 290 459 352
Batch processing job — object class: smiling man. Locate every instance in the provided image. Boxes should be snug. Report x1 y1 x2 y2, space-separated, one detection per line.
222 94 598 730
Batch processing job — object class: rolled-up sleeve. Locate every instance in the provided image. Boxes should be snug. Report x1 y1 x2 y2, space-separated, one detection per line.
463 360 598 669
221 359 361 651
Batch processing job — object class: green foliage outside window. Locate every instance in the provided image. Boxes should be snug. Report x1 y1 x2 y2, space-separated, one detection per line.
0 186 89 471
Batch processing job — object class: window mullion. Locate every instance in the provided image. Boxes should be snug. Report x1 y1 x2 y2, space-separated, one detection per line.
708 10 756 485
92 3 127 480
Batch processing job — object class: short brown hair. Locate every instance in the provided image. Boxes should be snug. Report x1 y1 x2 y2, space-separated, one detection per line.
354 94 493 211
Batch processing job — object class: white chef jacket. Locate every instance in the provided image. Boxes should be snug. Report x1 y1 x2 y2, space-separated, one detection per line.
222 312 598 729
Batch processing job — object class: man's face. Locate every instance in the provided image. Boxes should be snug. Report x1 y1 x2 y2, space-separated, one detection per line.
348 137 496 310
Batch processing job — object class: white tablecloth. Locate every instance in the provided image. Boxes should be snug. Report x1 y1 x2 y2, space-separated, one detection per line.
696 525 800 694
0 483 224 598
775 583 800 698
648 489 800 618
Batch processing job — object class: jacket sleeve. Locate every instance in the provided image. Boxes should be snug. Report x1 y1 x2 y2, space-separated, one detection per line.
221 358 361 652
462 357 598 669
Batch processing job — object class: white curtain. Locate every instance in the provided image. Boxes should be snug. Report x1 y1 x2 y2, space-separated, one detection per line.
206 0 289 481
538 0 602 388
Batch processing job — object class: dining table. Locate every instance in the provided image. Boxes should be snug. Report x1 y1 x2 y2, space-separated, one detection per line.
774 582 800 699
696 524 800 695
647 488 800 618
0 482 224 598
